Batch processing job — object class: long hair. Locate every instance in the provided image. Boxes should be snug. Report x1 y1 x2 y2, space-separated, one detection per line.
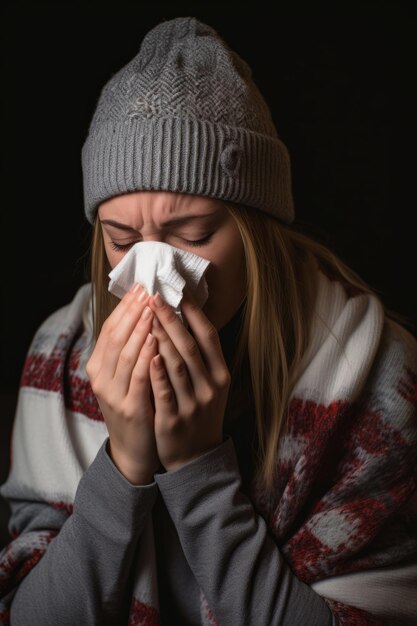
88 203 413 493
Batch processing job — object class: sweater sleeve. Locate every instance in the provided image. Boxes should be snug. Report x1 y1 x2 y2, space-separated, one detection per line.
154 437 357 626
2 438 158 626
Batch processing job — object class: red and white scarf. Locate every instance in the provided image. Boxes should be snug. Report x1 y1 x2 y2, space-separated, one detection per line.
1 263 417 625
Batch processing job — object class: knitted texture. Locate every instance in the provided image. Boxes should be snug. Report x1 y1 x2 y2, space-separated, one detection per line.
81 16 295 224
1 263 417 624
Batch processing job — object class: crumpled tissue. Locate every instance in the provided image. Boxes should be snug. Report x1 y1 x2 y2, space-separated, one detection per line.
108 241 210 323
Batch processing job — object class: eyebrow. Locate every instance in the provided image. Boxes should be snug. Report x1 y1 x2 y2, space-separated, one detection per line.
100 213 218 231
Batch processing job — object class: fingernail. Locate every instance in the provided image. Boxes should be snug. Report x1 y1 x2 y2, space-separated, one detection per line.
131 283 142 294
137 289 148 303
152 316 161 329
142 306 152 320
154 292 164 307
145 333 154 347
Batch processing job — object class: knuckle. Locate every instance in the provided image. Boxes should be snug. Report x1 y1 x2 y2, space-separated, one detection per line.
173 358 186 377
184 338 199 357
187 299 200 314
118 350 135 369
85 359 95 379
157 388 174 403
150 318 164 336
181 403 195 421
217 368 231 388
162 419 183 436
164 308 178 325
107 332 123 350
201 387 216 404
130 367 147 386
118 403 134 421
90 379 104 398
205 323 219 343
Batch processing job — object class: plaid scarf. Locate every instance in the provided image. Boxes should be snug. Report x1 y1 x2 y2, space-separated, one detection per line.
1 264 417 625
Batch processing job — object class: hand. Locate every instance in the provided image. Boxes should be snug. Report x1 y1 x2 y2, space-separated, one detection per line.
148 286 231 471
86 283 160 484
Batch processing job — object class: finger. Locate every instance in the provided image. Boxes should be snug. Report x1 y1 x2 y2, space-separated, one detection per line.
128 330 158 404
180 286 230 383
150 354 177 415
113 305 155 395
89 282 143 371
150 316 195 410
95 287 151 381
148 294 210 396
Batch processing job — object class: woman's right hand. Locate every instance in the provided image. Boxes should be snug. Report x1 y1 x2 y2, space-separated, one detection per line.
86 283 160 485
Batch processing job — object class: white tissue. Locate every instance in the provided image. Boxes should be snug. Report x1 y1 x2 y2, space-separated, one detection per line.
108 241 211 321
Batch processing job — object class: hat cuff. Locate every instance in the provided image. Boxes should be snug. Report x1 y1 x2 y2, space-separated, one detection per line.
81 116 295 224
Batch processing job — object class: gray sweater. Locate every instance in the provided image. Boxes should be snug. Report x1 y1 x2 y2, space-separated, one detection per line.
7 435 339 625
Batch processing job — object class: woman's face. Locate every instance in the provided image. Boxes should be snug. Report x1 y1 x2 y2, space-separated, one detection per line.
98 191 247 331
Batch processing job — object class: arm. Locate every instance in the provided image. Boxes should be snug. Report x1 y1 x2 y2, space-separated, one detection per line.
155 437 345 626
2 439 158 626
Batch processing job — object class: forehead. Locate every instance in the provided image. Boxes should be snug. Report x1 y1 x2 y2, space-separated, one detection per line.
98 191 225 223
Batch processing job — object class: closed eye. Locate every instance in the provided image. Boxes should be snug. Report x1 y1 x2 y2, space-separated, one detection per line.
180 233 214 247
109 241 139 252
109 233 213 251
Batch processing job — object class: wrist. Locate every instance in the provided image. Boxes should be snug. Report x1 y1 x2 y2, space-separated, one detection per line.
106 440 156 486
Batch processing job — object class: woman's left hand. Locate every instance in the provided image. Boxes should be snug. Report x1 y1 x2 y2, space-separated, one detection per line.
148 286 231 472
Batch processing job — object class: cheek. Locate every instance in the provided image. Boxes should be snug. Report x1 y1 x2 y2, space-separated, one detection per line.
205 229 245 294
104 245 122 269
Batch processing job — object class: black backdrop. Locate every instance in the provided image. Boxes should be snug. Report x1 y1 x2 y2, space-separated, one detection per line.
1 1 416 546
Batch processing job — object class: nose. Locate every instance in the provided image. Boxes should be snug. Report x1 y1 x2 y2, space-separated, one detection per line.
141 234 164 243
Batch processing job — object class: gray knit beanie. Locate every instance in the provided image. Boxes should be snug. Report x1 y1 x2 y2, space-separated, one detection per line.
81 16 295 224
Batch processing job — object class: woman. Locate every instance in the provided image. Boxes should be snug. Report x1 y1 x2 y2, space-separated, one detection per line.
1 16 416 626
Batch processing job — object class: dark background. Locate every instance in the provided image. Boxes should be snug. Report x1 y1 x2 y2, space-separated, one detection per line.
1 1 416 548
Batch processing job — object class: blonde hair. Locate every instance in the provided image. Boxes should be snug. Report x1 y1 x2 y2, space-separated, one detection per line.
89 203 413 494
